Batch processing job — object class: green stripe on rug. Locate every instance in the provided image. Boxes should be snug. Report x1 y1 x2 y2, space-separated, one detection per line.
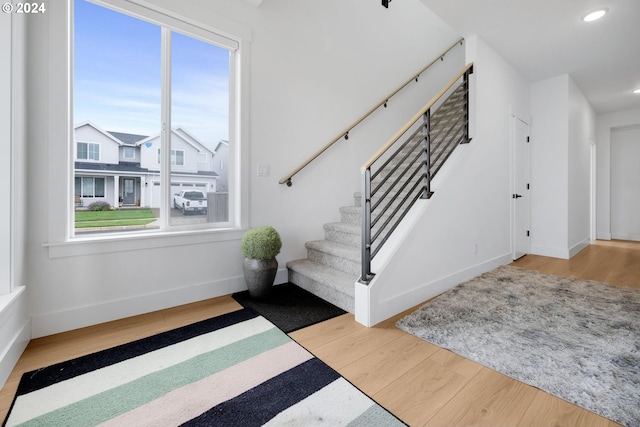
348 404 406 426
14 327 289 427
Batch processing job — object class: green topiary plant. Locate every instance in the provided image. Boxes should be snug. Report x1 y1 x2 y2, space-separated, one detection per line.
241 226 282 260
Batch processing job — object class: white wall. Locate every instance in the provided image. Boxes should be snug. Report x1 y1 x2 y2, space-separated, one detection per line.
356 35 529 326
530 76 569 257
25 0 463 337
1 6 30 388
529 74 594 258
242 0 463 254
596 108 640 240
1 3 13 296
567 79 595 252
610 124 640 240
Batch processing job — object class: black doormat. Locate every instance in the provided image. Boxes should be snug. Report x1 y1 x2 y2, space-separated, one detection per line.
232 283 347 333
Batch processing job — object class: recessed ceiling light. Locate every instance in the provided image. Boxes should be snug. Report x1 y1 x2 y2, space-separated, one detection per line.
634 88 640 94
582 8 608 22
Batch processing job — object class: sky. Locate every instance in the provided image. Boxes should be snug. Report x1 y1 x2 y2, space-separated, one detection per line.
73 0 230 150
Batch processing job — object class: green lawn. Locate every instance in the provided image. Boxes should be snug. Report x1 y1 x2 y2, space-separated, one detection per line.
75 209 157 228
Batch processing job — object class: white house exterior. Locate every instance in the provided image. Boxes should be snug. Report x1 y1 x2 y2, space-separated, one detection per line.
74 122 222 208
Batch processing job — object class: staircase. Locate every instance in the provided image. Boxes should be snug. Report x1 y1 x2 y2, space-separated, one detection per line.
286 200 361 312
287 77 470 314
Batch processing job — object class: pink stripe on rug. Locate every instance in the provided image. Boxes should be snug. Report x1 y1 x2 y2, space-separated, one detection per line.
97 341 313 427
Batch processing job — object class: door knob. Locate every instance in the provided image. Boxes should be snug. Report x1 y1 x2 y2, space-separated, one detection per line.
512 194 523 199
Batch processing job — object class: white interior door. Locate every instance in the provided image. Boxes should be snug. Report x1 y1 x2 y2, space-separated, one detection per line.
513 117 530 259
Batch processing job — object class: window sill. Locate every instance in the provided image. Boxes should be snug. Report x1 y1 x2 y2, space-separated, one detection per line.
45 227 245 258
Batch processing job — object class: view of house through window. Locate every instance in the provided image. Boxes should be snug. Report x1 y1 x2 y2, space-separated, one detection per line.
73 0 232 236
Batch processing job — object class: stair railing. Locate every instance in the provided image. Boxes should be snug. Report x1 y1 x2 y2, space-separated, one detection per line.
279 38 464 187
360 63 474 283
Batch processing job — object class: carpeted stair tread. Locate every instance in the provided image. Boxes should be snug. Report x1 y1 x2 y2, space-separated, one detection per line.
306 240 360 261
305 240 360 275
324 221 360 234
287 259 356 313
339 205 362 225
324 222 360 247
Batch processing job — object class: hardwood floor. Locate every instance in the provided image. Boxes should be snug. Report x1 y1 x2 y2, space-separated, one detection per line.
2 239 637 425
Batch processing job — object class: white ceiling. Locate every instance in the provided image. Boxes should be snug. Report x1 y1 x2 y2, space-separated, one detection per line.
419 0 640 114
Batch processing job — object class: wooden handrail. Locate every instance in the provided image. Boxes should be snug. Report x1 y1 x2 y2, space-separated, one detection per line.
361 62 474 172
278 38 465 186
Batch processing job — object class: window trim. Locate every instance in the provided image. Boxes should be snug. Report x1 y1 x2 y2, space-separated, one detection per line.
44 0 251 257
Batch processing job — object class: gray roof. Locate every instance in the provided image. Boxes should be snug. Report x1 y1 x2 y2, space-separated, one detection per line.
146 169 219 177
107 131 149 146
75 161 150 173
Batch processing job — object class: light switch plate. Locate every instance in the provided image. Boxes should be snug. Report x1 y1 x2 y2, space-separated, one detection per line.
257 164 270 177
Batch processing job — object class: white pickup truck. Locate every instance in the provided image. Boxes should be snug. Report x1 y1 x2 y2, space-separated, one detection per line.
173 190 208 214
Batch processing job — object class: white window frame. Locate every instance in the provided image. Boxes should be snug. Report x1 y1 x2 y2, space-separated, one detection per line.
44 0 251 258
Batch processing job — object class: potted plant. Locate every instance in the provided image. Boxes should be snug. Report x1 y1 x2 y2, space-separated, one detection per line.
241 226 282 298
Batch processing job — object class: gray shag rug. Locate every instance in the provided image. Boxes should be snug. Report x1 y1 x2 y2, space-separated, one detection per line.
396 265 640 427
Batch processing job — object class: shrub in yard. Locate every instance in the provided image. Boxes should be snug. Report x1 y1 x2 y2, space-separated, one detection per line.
88 201 112 211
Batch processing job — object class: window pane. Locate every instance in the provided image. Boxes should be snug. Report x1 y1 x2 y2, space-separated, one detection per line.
74 0 161 234
73 0 235 235
89 143 100 161
177 150 183 165
95 178 105 197
170 31 230 225
77 142 87 160
82 177 94 197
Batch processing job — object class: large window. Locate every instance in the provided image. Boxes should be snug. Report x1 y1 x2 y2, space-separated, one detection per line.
75 177 105 198
73 0 237 236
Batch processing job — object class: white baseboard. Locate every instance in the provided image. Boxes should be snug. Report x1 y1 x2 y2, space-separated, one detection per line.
0 287 30 389
31 267 289 338
357 253 512 327
569 238 591 258
611 232 640 242
31 270 276 338
530 244 570 259
530 237 591 260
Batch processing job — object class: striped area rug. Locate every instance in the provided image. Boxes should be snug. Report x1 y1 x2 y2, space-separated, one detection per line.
4 308 405 427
